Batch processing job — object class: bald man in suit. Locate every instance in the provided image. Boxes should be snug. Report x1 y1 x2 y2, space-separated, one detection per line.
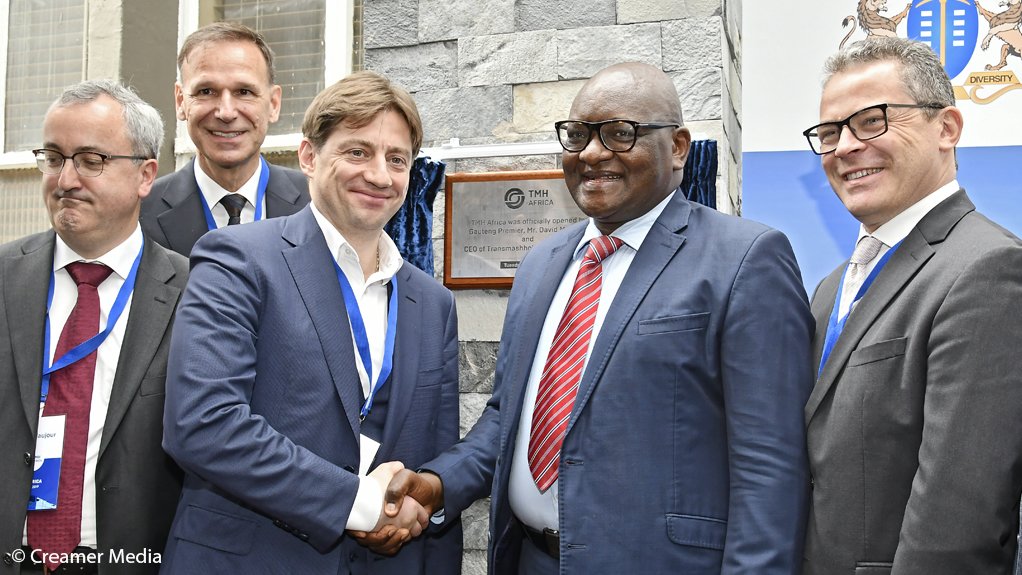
381 61 813 574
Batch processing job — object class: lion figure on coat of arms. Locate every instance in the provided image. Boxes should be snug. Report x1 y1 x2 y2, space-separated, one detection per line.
977 0 1022 70
840 0 914 48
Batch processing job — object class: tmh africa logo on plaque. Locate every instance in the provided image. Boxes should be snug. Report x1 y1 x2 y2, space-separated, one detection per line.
839 0 1021 104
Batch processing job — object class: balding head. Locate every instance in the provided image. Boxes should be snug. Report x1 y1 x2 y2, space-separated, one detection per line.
559 62 691 235
572 62 684 126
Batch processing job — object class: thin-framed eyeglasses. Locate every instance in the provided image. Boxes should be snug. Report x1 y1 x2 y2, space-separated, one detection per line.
802 102 946 155
32 148 149 178
555 119 680 153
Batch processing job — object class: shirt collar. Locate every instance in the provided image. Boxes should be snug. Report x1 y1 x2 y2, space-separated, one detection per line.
309 201 403 283
860 180 960 248
53 225 144 280
194 156 263 208
573 190 676 259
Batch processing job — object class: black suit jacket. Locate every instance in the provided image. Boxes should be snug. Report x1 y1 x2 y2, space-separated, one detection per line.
140 158 309 256
0 231 189 574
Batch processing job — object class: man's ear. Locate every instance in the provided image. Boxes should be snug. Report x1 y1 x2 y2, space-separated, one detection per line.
174 83 186 121
298 138 316 178
672 126 692 172
937 106 964 152
268 84 282 123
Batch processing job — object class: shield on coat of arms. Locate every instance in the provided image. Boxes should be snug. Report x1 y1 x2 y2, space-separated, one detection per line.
907 0 980 79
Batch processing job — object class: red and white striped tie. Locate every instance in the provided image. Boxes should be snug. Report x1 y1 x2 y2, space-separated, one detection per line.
528 235 623 490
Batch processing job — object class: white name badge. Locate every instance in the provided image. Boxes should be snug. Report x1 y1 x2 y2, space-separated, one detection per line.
358 434 381 476
29 414 65 511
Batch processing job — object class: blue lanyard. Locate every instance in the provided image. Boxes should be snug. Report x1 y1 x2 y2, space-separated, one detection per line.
817 241 901 379
333 260 399 421
40 244 143 404
197 156 270 231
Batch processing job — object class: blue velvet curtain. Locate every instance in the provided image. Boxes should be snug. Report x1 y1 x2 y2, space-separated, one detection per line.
681 139 717 209
386 155 445 275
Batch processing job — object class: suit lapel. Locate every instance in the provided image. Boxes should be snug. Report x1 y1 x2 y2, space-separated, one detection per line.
156 161 207 254
281 208 363 439
373 266 420 466
264 162 305 217
500 228 583 448
99 239 182 457
5 232 54 433
804 190 974 423
566 195 690 433
809 269 841 378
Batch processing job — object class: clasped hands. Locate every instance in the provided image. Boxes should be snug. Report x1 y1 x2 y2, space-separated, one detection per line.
347 461 445 556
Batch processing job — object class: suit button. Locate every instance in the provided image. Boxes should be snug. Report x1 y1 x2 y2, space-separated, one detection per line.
348 552 358 562
343 465 355 473
809 475 815 490
3 552 13 565
24 452 32 466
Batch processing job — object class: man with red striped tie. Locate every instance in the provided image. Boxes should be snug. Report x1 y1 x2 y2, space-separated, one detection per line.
380 62 814 574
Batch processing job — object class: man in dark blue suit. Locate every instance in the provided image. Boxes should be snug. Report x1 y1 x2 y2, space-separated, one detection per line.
161 71 462 574
384 62 814 573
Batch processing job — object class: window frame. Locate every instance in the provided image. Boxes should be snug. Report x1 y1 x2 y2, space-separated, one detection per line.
0 1 86 170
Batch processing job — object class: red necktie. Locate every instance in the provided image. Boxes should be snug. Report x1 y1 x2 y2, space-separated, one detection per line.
28 262 112 569
529 235 623 490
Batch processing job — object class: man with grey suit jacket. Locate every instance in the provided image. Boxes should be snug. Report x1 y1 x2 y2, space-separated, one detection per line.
0 80 187 574
801 37 1022 574
140 22 308 257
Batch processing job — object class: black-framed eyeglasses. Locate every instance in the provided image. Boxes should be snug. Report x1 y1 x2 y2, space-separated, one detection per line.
554 119 680 153
32 148 149 177
802 103 945 155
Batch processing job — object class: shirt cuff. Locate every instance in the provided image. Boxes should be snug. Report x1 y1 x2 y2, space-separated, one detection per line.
345 475 384 532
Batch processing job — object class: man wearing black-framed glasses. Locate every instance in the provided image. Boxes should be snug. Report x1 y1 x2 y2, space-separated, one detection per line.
384 61 813 574
0 79 187 574
803 37 1022 575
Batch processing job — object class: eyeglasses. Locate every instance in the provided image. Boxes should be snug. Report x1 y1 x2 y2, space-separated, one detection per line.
32 148 149 177
554 119 680 153
802 103 945 155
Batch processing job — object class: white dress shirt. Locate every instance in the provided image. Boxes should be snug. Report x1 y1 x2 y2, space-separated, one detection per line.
195 158 265 227
25 226 142 547
838 180 960 318
509 191 676 531
310 202 403 532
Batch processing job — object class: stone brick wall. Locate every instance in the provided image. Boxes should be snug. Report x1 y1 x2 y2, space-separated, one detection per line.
364 2 741 572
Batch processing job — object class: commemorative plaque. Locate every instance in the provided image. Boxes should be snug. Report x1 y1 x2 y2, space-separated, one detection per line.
444 170 587 289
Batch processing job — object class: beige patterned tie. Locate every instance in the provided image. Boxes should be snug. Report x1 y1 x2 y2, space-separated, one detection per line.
841 235 884 314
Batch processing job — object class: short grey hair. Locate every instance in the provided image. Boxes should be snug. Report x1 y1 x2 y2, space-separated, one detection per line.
50 79 164 161
823 37 955 117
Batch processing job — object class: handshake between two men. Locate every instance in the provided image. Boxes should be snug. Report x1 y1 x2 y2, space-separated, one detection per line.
348 463 444 556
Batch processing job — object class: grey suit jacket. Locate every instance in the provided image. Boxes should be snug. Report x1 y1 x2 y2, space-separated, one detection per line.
804 190 1022 575
140 158 309 257
0 231 188 574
